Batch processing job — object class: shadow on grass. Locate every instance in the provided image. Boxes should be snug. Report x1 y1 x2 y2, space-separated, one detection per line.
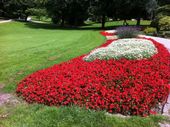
24 21 149 31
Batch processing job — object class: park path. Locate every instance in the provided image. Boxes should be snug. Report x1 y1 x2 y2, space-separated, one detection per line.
0 84 20 107
140 35 170 52
0 19 12 24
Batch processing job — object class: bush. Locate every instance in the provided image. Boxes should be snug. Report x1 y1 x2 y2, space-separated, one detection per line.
159 16 170 31
143 27 157 35
156 4 170 18
16 37 170 116
26 8 47 21
116 27 141 39
151 4 170 31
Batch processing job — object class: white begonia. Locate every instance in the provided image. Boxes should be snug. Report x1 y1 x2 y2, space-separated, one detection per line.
84 38 158 62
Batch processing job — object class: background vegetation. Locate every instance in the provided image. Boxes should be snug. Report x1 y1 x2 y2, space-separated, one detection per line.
0 0 169 28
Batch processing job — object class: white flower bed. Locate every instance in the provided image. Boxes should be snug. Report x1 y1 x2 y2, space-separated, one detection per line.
84 38 158 61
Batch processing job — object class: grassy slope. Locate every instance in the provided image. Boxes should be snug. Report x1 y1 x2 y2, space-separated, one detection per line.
0 22 104 92
1 20 166 127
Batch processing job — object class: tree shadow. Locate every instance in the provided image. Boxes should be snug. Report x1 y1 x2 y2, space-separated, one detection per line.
24 21 149 31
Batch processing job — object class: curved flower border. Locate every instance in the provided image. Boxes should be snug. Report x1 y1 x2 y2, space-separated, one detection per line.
16 33 170 116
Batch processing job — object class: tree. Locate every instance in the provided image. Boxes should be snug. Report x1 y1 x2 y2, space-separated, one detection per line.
130 0 150 25
46 0 89 26
27 8 47 20
114 0 132 25
152 4 170 31
89 0 116 28
46 0 67 25
0 0 47 21
146 0 158 20
158 0 170 6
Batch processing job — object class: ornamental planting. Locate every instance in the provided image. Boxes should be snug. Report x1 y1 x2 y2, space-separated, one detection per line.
84 38 158 61
16 33 170 116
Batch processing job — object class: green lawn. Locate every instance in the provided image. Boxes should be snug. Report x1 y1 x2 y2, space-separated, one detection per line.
0 21 105 92
0 104 167 127
1 20 167 127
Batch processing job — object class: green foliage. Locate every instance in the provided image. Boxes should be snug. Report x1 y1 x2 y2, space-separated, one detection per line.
89 0 152 27
152 4 170 31
158 0 170 6
143 27 157 34
0 0 155 27
1 0 36 19
157 4 170 14
46 0 89 26
156 4 170 18
0 0 47 20
156 5 170 31
159 16 170 30
27 8 47 20
163 31 170 37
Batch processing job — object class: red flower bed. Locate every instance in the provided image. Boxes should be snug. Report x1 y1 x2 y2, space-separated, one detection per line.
100 31 115 36
16 37 170 116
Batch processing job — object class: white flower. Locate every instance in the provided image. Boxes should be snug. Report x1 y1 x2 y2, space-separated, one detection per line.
84 38 158 62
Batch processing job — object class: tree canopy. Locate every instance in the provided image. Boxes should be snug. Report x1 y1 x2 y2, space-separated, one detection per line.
0 0 168 27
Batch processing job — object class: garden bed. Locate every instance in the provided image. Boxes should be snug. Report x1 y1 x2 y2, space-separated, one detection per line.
16 32 170 116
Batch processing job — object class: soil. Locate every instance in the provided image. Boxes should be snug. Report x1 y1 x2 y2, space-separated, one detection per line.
0 84 20 107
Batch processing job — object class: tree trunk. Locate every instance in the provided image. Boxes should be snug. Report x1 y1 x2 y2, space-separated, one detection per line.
24 15 28 22
101 14 106 29
61 15 65 27
151 11 155 20
23 7 28 22
136 17 141 26
123 19 128 26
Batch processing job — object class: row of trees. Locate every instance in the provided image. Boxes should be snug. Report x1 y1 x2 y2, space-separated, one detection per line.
0 0 169 28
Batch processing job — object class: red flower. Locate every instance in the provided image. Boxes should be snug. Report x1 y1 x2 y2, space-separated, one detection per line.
100 31 115 36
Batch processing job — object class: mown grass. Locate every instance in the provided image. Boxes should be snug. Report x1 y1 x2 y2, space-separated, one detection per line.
0 20 165 127
0 21 105 92
0 104 167 127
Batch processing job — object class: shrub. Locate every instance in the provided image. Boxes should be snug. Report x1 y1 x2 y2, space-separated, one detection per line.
16 37 170 116
143 27 157 35
83 39 158 61
156 4 170 19
159 16 170 31
116 27 141 39
153 4 170 31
